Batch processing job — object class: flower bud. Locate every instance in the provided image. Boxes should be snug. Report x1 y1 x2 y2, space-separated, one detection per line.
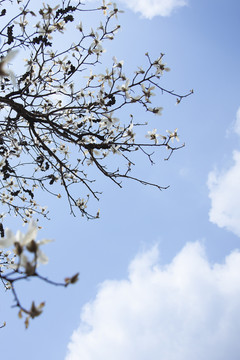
26 239 38 253
14 241 23 256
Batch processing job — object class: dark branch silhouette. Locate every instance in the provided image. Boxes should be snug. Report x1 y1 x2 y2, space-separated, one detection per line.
0 0 192 327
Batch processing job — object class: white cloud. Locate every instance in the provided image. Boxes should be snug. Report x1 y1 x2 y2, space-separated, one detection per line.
208 151 240 237
119 0 188 19
65 242 240 360
207 107 240 237
82 0 188 19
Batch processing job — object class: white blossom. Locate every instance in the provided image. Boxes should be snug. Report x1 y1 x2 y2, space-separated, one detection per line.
167 128 180 142
0 220 52 266
146 128 160 144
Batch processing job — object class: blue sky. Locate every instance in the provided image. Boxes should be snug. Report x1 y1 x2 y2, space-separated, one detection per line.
1 0 240 359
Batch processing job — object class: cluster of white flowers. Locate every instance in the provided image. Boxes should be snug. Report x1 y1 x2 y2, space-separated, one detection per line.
0 0 191 224
0 220 51 275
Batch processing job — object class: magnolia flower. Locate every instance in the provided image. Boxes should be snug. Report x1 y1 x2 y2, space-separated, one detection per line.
148 107 163 116
123 123 135 140
118 79 129 91
14 16 28 30
141 83 155 101
109 3 124 19
135 66 145 75
117 79 131 98
76 21 83 32
76 198 87 210
0 220 52 266
98 68 113 87
0 50 18 84
167 128 180 142
112 56 124 68
100 112 119 129
145 128 160 144
153 57 170 75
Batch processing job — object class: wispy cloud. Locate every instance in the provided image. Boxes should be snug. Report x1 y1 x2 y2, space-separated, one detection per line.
234 107 240 136
83 0 188 19
119 0 188 19
208 107 240 237
65 242 240 360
